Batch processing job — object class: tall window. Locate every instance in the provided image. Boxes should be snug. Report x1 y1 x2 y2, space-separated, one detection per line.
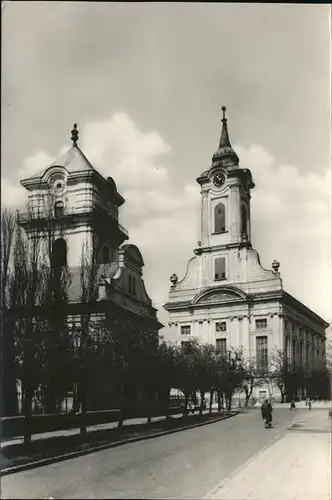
54 201 64 217
292 339 296 365
284 336 289 358
256 336 268 371
214 257 226 281
51 238 67 268
128 275 136 295
214 203 226 233
299 343 303 367
241 205 247 235
255 318 267 330
216 338 227 355
101 245 110 264
181 325 191 335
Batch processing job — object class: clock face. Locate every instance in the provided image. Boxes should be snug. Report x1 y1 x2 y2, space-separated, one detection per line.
52 178 66 195
213 172 226 187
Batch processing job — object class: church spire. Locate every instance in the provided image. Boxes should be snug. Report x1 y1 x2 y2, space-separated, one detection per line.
212 106 239 168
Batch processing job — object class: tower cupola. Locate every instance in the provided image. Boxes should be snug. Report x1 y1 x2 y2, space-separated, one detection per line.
212 106 239 168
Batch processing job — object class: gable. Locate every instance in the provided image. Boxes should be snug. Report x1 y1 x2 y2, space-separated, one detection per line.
192 285 247 305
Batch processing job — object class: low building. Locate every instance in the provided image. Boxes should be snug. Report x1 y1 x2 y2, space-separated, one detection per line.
164 108 328 401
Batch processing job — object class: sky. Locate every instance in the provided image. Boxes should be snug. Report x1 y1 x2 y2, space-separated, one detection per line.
2 3 331 331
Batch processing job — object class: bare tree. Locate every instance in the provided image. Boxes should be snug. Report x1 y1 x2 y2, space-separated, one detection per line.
242 357 264 407
73 235 100 435
1 209 19 415
13 223 47 444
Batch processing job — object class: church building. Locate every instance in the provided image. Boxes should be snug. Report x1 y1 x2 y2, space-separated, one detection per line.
18 124 163 410
164 107 328 401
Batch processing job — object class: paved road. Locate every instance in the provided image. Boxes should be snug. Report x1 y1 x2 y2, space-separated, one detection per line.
2 409 295 499
210 409 331 500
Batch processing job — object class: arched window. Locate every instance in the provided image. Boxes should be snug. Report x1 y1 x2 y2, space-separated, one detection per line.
101 245 110 264
54 201 64 217
214 203 226 233
241 205 247 236
51 238 67 268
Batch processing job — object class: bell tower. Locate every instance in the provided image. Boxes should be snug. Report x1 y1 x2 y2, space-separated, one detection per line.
18 124 129 269
196 106 255 252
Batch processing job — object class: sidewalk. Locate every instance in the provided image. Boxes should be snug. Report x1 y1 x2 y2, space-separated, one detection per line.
209 410 331 500
0 413 184 449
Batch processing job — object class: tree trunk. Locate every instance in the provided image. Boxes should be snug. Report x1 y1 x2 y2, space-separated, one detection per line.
280 389 285 404
209 389 214 414
117 381 125 429
199 390 204 416
1 326 18 416
184 391 189 417
217 391 222 412
80 389 87 437
227 393 232 412
146 391 153 425
23 387 33 446
165 388 171 420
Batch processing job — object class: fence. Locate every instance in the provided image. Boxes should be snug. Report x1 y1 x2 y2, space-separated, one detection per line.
0 406 183 440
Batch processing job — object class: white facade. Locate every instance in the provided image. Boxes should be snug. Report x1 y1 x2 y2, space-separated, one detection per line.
164 109 328 391
18 125 162 334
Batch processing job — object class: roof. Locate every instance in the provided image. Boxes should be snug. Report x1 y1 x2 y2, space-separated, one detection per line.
49 146 95 173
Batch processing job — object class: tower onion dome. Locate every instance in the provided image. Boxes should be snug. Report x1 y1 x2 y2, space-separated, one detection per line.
212 106 239 168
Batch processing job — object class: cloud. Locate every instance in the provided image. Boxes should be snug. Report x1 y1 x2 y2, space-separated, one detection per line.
18 150 54 178
82 112 170 188
1 178 26 209
3 112 330 328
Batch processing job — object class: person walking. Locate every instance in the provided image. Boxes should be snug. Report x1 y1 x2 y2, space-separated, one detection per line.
261 399 273 428
308 399 312 410
290 400 296 411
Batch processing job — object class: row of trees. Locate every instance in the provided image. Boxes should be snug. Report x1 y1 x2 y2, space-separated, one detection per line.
1 206 330 445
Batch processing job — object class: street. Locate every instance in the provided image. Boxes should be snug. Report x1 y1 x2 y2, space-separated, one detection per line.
2 409 296 499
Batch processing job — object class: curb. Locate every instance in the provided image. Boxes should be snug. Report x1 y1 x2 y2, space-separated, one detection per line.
1 412 238 477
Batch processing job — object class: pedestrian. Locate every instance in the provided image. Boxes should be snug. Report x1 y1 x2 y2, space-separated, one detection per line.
290 400 296 411
261 399 273 428
308 399 312 410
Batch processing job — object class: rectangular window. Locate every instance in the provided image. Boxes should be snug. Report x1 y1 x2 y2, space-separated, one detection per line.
214 257 226 281
256 336 268 371
255 318 267 330
216 321 226 332
180 325 191 335
292 339 296 364
216 338 227 355
299 343 303 366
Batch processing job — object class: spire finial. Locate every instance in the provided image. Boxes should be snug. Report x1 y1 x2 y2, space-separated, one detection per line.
212 105 239 167
71 123 79 146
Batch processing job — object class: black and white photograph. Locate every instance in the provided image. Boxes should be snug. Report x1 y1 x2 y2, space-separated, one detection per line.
1 3 331 499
